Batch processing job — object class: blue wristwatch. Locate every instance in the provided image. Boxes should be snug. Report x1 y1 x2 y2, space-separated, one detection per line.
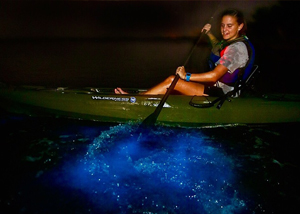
185 73 191 81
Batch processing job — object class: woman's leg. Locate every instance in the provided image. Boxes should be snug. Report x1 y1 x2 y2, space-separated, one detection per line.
115 75 205 95
144 75 205 95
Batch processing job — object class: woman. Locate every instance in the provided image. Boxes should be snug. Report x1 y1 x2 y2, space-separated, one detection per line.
115 9 252 96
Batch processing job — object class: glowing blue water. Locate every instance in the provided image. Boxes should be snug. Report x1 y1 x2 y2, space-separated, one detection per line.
2 114 299 213
56 124 246 213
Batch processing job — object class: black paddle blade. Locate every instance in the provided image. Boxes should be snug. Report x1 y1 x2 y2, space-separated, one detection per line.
140 112 157 128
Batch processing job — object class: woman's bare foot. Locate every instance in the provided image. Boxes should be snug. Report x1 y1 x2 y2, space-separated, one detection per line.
114 87 128 94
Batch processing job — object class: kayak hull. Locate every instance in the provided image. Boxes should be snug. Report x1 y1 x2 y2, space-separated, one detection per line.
1 85 300 127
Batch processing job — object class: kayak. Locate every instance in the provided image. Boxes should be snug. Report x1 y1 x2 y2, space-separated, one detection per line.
1 84 300 127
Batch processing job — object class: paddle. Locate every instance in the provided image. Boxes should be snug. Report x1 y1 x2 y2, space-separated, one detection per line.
141 29 208 127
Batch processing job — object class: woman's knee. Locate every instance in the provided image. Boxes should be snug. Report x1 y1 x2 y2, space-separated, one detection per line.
165 75 176 84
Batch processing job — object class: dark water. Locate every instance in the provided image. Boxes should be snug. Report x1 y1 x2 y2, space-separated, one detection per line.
1 111 299 214
0 39 211 89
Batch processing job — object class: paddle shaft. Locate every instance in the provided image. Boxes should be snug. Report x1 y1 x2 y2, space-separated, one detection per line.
182 29 207 67
141 30 207 127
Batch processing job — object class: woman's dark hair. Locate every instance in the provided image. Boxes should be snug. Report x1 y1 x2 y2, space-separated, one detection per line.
221 9 247 35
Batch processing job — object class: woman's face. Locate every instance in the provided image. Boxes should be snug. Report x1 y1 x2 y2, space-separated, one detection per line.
220 15 244 41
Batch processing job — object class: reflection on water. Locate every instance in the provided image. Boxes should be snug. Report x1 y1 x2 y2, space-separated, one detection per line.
0 113 299 213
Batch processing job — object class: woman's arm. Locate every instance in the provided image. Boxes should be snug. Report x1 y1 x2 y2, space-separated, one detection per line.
202 24 219 47
206 32 219 47
176 64 228 84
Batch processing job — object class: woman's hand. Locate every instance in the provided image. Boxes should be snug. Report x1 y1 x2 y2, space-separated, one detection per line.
176 66 186 80
201 23 211 34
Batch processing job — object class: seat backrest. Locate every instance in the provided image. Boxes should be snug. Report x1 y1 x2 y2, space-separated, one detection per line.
231 64 259 98
245 64 259 85
241 38 256 81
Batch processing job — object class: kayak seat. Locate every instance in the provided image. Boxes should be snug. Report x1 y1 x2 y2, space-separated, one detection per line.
189 65 260 109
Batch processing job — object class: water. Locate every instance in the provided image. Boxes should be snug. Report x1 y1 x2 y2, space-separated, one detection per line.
1 112 299 214
0 38 211 89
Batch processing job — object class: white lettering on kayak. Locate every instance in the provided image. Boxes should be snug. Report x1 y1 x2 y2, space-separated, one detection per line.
142 101 171 108
91 96 170 107
91 96 136 103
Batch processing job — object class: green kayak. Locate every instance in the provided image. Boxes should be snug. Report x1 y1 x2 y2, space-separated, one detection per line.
0 84 300 127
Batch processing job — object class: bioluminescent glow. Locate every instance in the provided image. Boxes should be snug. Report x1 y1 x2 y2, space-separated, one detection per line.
56 124 246 213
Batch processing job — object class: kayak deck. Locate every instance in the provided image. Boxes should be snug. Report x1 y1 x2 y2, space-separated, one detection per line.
1 85 300 127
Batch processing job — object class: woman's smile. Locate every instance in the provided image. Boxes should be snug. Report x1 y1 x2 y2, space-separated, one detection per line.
221 15 242 41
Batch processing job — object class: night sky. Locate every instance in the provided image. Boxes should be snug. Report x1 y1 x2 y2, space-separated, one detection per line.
0 1 274 39
0 1 299 92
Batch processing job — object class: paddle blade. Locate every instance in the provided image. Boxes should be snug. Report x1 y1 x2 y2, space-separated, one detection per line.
140 112 157 128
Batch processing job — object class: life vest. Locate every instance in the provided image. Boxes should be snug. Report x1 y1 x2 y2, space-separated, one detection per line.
208 35 255 86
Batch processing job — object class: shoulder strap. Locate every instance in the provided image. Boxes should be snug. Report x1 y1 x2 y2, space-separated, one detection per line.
236 36 255 81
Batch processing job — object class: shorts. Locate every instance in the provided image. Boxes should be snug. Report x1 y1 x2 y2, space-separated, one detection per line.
203 86 224 97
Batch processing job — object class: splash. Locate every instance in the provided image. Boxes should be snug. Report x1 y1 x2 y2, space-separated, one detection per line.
62 124 246 213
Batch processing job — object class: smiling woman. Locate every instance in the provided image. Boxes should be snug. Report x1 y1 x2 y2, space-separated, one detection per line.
115 9 253 97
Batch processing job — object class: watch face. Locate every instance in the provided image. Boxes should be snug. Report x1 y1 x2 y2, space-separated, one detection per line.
186 73 191 81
